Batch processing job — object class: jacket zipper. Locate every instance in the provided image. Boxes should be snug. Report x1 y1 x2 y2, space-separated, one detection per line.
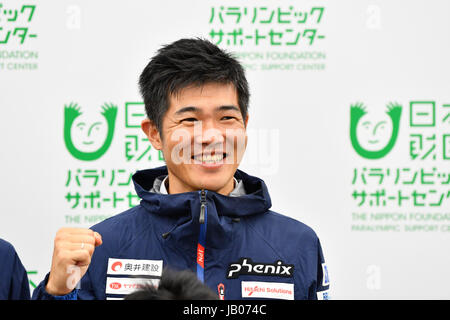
196 189 207 282
199 189 206 224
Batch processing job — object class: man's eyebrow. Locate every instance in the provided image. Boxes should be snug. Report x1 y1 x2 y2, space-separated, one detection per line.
216 105 240 112
174 105 240 115
174 106 201 115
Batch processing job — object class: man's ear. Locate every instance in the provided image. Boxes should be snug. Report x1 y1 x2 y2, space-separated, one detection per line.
141 118 163 150
244 114 249 128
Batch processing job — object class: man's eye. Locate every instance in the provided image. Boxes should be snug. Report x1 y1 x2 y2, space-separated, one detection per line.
181 118 198 122
221 116 236 121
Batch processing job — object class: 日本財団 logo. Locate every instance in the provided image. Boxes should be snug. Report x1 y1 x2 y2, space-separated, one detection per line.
350 100 450 233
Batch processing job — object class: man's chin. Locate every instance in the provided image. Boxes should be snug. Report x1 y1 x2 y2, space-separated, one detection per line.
189 174 234 194
193 180 228 192
167 163 237 194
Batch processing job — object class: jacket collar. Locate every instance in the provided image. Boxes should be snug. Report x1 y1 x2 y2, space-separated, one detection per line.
149 175 247 197
132 166 272 218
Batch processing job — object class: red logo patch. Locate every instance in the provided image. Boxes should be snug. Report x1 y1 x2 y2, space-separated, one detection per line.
109 282 121 290
111 261 122 272
197 244 205 268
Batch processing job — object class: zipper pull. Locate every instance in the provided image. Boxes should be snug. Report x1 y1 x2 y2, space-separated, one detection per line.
199 189 206 224
217 283 225 300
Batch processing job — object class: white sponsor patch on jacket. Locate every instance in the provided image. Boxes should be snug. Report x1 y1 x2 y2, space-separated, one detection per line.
105 277 160 295
241 281 294 300
107 258 163 276
317 289 330 300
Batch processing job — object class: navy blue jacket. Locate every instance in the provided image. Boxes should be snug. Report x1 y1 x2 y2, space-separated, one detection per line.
33 167 329 300
0 239 30 300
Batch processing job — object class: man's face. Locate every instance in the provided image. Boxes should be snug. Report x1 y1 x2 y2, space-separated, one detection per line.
143 82 248 195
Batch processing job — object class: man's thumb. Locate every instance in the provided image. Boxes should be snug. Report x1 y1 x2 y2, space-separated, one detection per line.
93 232 102 247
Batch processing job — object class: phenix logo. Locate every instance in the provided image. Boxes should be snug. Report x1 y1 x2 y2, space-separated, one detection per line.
226 258 294 279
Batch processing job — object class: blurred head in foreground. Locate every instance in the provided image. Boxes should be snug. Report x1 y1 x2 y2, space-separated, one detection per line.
125 269 219 300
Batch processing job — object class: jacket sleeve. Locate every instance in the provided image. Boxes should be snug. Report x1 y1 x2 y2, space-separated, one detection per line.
32 228 103 300
0 239 31 300
9 251 31 300
308 238 330 300
32 271 97 300
32 273 77 300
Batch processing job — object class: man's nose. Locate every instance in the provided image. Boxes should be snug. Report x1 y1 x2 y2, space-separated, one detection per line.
193 121 224 145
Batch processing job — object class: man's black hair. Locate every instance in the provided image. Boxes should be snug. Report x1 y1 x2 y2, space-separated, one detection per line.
125 269 219 300
138 37 250 135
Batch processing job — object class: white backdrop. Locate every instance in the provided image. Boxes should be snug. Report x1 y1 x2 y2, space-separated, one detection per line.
0 0 449 299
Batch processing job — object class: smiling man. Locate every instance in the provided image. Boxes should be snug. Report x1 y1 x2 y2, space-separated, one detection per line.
32 38 330 300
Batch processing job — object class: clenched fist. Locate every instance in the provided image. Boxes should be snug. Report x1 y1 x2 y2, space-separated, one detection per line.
45 228 102 296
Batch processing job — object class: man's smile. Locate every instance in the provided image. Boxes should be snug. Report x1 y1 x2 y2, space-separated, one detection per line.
191 152 228 167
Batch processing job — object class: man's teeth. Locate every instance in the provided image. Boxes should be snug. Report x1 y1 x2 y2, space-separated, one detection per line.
194 154 224 163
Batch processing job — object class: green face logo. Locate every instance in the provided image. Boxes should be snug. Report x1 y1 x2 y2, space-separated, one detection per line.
350 102 402 159
64 103 117 161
